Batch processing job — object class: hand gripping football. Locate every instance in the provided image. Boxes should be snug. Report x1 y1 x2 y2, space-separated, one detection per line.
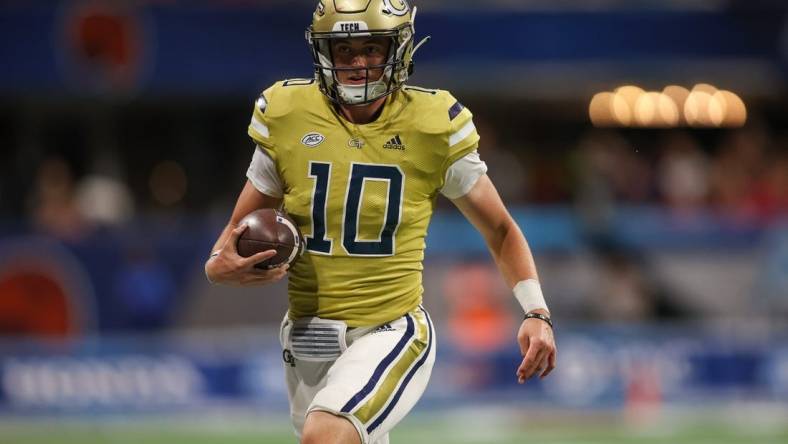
236 209 305 269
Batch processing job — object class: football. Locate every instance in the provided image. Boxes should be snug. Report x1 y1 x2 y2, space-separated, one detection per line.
236 209 305 269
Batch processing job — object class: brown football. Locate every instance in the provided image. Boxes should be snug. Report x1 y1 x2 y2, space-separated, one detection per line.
236 209 305 269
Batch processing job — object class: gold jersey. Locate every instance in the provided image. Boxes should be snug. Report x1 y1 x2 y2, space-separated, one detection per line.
248 80 479 327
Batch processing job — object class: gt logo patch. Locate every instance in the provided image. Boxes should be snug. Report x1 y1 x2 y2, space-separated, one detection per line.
382 0 409 16
301 132 325 147
282 349 295 367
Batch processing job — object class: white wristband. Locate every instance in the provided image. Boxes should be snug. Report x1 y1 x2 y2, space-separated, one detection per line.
513 279 549 314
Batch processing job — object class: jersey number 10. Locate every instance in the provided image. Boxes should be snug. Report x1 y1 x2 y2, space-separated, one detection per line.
306 162 404 256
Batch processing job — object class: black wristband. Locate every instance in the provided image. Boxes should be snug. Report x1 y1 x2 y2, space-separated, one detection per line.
524 312 553 329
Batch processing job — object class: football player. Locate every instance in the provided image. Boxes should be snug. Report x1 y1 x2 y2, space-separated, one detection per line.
205 1 556 443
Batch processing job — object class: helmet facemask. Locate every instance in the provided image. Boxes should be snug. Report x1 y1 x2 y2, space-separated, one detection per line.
307 24 414 106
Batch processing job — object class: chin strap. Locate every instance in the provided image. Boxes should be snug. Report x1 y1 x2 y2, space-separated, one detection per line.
407 35 430 76
413 35 431 55
407 6 430 76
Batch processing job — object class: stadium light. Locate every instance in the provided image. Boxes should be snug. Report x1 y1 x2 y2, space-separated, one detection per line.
589 92 617 127
662 85 690 126
715 90 747 127
590 84 746 128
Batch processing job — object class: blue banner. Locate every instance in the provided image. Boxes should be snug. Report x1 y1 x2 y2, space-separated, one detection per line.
1 326 786 414
1 2 785 96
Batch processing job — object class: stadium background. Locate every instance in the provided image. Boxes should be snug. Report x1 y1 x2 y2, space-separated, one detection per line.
1 0 787 443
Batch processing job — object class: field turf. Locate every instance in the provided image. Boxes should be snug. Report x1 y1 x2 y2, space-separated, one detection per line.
3 412 787 444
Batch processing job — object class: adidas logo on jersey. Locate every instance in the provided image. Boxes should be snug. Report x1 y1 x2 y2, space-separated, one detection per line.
383 135 406 151
372 323 395 333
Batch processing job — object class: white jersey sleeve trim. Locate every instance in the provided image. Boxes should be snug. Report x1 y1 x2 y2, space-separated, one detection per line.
448 120 476 147
246 145 284 198
250 115 270 138
440 150 488 199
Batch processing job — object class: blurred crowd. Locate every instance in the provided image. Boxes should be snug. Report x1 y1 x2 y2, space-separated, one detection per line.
478 118 787 224
0 99 785 338
2 104 785 240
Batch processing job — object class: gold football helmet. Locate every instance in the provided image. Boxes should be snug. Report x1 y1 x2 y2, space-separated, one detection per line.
306 0 428 105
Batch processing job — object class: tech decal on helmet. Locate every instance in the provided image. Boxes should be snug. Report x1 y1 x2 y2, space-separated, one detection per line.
306 0 430 105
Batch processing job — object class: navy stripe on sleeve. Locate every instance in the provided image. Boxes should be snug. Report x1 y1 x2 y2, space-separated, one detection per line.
448 101 465 120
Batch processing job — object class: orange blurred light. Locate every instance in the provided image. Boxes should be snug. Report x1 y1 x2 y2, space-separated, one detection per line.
634 92 679 127
691 83 718 95
714 90 747 127
656 93 680 127
589 84 744 129
613 85 645 127
684 91 711 127
662 85 690 125
634 92 660 127
611 87 643 126
589 92 616 127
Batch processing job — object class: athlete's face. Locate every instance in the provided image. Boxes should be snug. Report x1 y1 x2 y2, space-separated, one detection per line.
330 37 391 85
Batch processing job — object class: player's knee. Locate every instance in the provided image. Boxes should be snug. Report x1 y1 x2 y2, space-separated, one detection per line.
302 411 361 444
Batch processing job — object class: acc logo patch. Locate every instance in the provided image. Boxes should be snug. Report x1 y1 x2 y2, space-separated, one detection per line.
382 0 409 16
301 132 325 147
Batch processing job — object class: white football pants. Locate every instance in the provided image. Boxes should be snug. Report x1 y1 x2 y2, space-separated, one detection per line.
279 306 436 444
